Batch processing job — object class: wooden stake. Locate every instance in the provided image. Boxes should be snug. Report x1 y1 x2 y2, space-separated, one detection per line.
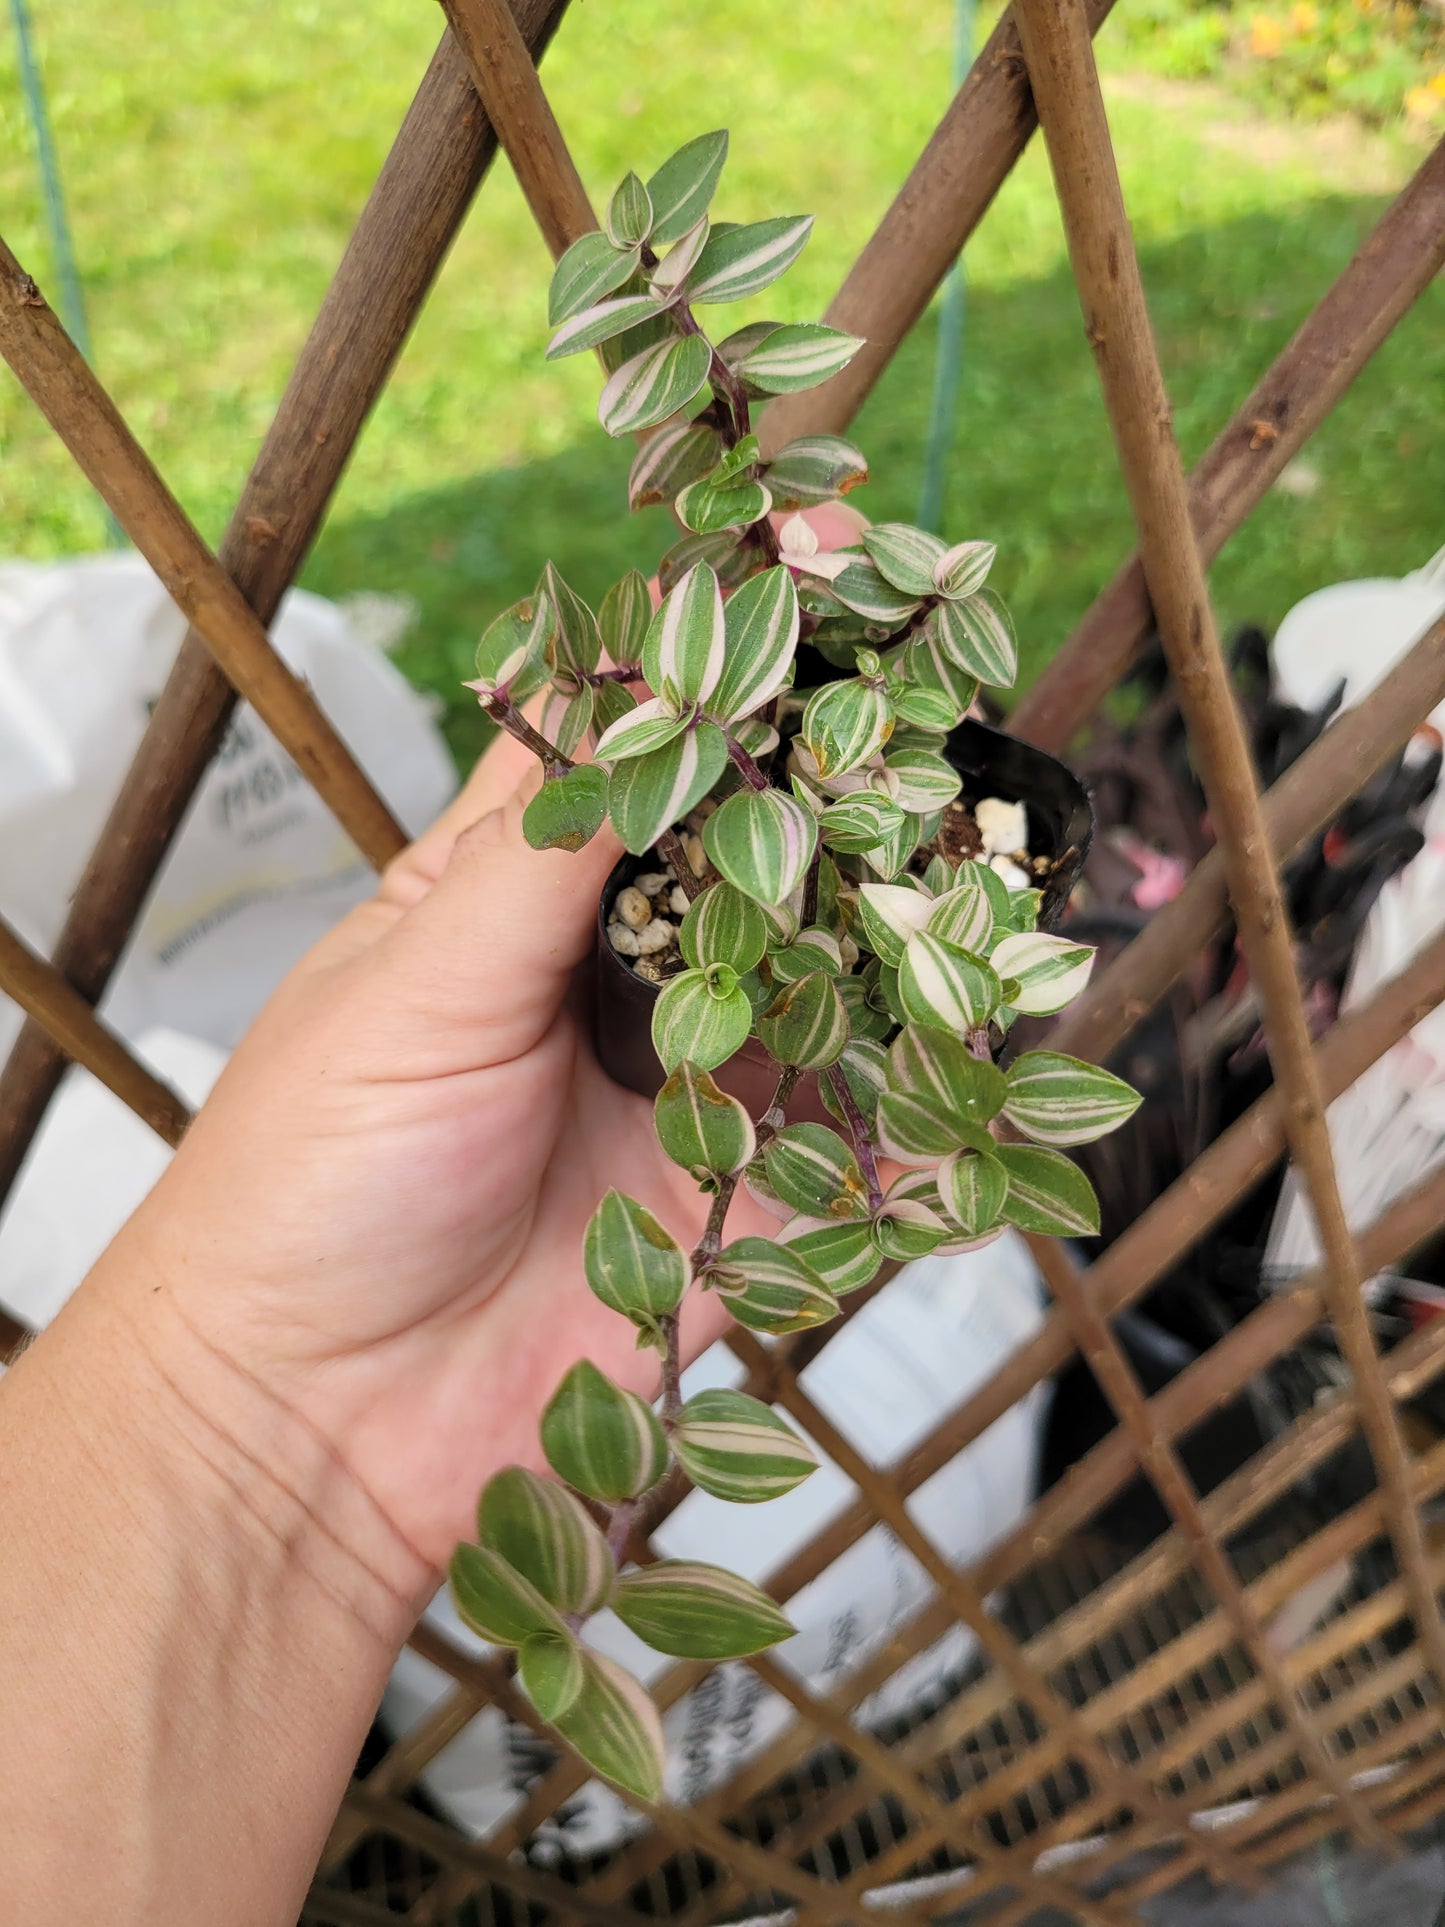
1014 0 1445 1740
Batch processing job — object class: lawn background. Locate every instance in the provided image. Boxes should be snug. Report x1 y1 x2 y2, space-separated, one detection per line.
2 1 1441 766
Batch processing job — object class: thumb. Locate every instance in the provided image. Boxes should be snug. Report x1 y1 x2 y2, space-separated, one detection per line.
375 769 626 1065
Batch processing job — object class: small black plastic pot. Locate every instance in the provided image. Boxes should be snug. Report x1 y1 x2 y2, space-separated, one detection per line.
594 717 1094 1101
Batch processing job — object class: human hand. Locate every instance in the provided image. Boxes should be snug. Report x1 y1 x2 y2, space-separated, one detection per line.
101 502 867 1602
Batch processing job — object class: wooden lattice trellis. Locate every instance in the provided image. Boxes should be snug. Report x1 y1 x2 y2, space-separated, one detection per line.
2 0 1445 1921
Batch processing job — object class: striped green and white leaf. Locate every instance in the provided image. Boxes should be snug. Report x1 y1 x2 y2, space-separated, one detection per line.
707 566 799 725
646 129 728 247
658 528 752 595
468 594 556 700
673 1386 818 1501
819 1039 890 1130
859 807 924 882
540 681 594 760
583 1189 689 1331
829 553 924 625
820 790 907 855
477 1467 615 1618
679 882 768 974
933 588 1018 689
933 539 996 599
762 1122 868 1220
800 678 894 780
541 561 602 679
898 931 1003 1034
606 170 653 248
763 434 869 509
991 930 1096 1017
1002 1051 1142 1147
449 1542 566 1648
689 214 814 303
862 523 947 598
937 1146 1009 1238
882 1021 1006 1144
593 695 688 763
884 746 960 812
921 854 957 894
517 1630 585 1724
652 965 753 1074
703 786 817 907
995 1144 1101 1237
886 1166 1006 1255
778 1214 881 1293
599 333 712 437
552 1650 666 1805
733 323 863 395
890 678 963 731
628 417 722 511
541 1359 668 1504
904 622 981 714
598 569 653 667
591 678 637 741
674 475 772 535
654 1059 757 1179
642 564 726 710
925 879 995 953
607 721 727 855
522 764 609 854
649 212 712 294
734 714 780 763
755 969 850 1070
766 924 843 987
711 1235 839 1334
548 229 641 324
855 880 934 967
835 972 893 1043
614 1561 795 1660
869 1193 949 1262
954 859 1014 923
546 291 665 360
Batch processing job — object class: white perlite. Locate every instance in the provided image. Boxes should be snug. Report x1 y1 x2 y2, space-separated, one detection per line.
635 918 676 956
606 920 642 957
975 795 1028 857
989 855 1032 890
614 885 653 930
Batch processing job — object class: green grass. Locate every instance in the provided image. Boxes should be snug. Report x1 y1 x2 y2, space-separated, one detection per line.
3 2 1442 767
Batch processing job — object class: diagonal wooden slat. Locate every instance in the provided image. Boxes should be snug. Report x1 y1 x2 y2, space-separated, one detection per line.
757 0 1119 451
1011 134 1445 751
0 237 407 868
0 916 190 1151
0 3 572 1218
1047 610 1445 1068
1014 0 1445 1737
1024 1233 1398 1855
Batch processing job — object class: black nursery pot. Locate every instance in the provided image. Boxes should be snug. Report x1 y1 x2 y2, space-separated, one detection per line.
594 717 1094 1101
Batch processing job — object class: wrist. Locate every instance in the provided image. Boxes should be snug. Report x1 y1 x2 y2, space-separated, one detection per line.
54 1231 436 1652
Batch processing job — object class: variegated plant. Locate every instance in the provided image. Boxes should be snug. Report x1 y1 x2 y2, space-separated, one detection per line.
453 132 1142 1801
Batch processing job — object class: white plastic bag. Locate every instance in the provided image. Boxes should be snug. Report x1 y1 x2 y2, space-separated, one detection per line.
0 553 456 1056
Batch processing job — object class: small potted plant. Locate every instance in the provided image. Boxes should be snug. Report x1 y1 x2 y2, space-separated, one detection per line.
450 132 1140 1801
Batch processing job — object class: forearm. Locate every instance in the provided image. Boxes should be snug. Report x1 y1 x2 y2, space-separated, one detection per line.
0 1230 432 1926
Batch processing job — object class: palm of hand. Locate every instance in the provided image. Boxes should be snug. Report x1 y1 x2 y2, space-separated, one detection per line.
132 775 765 1572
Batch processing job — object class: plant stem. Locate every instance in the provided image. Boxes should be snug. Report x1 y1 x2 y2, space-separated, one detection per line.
687 1064 800 1274
965 1024 993 1062
583 662 643 685
656 1313 684 1427
656 826 703 902
480 692 571 777
801 846 822 926
725 733 771 792
605 1497 640 1565
826 1064 886 1213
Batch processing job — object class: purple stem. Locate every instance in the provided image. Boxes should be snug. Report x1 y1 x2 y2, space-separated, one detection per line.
826 1065 886 1214
584 662 643 685
481 693 571 777
605 1497 641 1566
725 734 772 793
